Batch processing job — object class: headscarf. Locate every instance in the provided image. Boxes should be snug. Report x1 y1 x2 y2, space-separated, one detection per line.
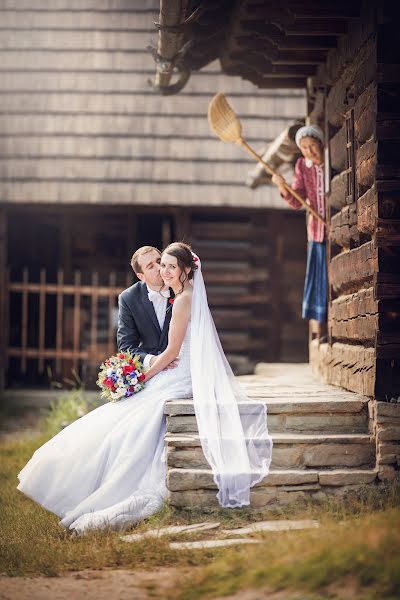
295 125 324 148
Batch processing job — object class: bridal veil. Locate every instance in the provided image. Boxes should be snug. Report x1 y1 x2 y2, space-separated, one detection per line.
189 253 273 507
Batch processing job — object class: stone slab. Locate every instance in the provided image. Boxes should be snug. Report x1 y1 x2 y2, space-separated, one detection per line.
170 538 261 550
120 521 220 543
377 427 400 442
164 398 367 416
167 468 320 492
166 439 375 470
166 413 368 435
318 469 376 486
376 402 400 418
221 519 320 535
165 433 373 447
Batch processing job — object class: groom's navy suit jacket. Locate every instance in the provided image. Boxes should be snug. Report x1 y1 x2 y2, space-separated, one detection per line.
117 281 172 362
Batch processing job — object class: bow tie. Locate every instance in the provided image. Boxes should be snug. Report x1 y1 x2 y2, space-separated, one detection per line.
147 288 170 303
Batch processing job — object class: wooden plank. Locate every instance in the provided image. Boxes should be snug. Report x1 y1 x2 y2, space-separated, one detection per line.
0 181 287 211
310 341 375 397
330 203 357 249
0 208 7 388
0 10 158 30
356 139 376 191
8 347 88 360
108 272 116 356
328 171 347 211
0 114 293 140
21 267 29 373
0 67 306 98
357 185 377 235
55 268 63 373
0 157 266 186
354 82 377 144
72 270 81 371
330 241 376 294
0 91 304 118
329 125 347 172
90 271 98 367
38 268 46 373
330 288 377 342
191 222 252 241
375 273 400 300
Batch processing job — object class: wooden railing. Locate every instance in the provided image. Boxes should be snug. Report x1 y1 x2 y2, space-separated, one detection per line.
6 268 134 376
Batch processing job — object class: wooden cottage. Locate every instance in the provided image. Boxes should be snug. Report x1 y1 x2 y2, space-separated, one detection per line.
145 0 400 497
149 0 400 402
0 0 309 390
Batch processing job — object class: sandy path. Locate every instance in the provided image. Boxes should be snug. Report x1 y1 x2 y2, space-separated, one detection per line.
0 567 181 600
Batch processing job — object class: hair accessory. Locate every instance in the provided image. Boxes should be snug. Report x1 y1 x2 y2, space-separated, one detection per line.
295 125 324 148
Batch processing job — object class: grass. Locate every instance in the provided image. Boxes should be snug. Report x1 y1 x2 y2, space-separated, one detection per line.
1 421 399 599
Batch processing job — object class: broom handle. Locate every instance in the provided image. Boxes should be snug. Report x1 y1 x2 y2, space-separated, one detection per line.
238 138 327 227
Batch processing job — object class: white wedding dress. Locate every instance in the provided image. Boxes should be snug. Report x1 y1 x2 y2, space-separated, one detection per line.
17 325 193 533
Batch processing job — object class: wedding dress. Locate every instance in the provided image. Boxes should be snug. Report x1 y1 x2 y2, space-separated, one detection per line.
17 325 193 533
18 253 273 532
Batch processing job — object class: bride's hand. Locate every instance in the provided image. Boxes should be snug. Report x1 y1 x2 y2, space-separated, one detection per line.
165 358 179 370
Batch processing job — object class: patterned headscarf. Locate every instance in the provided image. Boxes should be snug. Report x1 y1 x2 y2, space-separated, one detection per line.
295 125 324 148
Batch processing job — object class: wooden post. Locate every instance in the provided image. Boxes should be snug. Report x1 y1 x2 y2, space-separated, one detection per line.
0 207 7 391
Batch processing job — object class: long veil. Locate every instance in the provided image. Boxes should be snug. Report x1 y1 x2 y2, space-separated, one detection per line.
190 254 273 507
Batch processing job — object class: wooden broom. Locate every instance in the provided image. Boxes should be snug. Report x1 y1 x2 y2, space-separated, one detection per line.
208 93 326 227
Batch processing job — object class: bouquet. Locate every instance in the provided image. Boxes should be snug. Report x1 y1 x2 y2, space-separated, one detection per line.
97 352 145 402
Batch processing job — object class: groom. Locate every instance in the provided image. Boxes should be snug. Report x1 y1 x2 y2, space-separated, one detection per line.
117 245 176 369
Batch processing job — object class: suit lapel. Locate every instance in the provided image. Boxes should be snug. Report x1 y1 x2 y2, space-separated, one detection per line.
140 283 161 333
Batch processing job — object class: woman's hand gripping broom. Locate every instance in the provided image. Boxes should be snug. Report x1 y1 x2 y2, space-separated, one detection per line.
208 93 327 228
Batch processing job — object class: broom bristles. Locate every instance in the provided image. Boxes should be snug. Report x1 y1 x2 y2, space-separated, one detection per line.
208 92 242 143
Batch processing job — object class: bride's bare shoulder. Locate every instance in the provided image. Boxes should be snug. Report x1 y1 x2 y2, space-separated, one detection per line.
174 288 192 307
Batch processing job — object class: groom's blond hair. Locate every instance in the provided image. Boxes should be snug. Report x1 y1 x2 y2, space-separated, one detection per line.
131 246 161 275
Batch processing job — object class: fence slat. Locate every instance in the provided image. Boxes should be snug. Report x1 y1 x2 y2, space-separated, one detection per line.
56 269 64 374
73 271 81 372
21 268 29 373
38 268 46 373
7 270 125 378
90 272 98 363
108 272 117 356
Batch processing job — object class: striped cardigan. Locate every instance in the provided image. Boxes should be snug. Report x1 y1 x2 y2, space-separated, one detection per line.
281 157 326 242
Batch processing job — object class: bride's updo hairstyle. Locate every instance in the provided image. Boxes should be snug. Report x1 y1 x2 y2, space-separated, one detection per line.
162 242 198 293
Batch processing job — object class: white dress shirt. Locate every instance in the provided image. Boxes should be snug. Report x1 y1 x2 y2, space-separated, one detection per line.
143 286 170 369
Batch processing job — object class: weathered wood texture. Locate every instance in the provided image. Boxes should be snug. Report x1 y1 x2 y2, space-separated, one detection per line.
330 241 376 295
310 341 375 397
0 1 305 209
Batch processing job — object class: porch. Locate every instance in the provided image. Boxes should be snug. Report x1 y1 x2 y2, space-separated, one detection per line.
164 362 399 507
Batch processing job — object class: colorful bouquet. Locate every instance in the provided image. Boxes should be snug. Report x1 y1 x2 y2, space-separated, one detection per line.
97 352 145 402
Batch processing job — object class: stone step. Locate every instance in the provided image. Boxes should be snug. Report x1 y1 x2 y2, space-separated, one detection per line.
166 411 369 435
164 397 368 416
165 433 376 470
167 468 378 509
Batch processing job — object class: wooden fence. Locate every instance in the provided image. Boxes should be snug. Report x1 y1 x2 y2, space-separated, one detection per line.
6 268 134 378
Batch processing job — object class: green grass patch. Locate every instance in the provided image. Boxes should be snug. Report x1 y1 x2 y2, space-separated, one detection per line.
173 501 400 600
1 430 399 600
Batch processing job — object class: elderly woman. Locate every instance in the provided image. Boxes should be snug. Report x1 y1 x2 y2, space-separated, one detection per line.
272 124 327 340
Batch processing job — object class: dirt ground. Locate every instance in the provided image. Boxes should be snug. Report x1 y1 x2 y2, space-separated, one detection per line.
0 568 182 600
0 569 361 600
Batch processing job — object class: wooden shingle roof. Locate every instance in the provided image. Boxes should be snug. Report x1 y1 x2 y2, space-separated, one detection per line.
0 0 305 208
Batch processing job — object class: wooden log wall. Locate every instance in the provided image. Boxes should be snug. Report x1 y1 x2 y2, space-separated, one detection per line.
5 204 308 384
311 4 400 399
184 208 308 373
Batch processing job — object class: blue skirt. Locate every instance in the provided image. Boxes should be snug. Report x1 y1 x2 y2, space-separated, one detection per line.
302 241 328 322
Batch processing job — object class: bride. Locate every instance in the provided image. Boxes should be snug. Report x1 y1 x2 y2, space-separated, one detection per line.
17 242 272 533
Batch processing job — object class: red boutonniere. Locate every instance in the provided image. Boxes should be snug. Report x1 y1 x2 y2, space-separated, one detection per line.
169 298 175 305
